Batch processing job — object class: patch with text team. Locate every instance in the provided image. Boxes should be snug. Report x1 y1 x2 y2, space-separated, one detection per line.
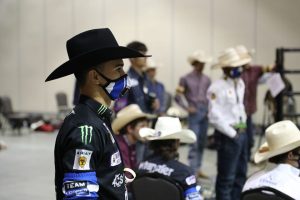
73 149 93 170
110 151 121 166
79 125 93 145
63 181 88 196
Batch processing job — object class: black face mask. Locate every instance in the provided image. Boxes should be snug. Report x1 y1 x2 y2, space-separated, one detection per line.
94 69 131 100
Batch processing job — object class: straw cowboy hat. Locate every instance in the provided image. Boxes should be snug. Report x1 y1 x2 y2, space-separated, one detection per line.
212 47 250 69
235 45 252 65
139 116 196 143
187 50 212 65
254 120 300 163
112 104 154 133
45 28 150 81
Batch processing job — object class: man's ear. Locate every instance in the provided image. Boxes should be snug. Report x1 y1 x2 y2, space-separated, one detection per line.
287 151 295 160
88 69 101 84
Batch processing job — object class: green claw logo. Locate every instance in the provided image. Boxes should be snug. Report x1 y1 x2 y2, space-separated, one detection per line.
79 125 93 145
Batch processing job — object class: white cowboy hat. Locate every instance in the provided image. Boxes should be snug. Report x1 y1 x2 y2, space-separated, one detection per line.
254 120 300 163
187 50 212 65
112 104 154 134
139 116 196 143
212 47 250 69
235 45 252 65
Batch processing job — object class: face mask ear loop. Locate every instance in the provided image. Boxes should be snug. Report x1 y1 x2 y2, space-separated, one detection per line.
93 68 112 82
124 168 136 184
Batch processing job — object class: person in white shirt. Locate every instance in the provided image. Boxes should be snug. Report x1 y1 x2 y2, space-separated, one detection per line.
207 48 250 200
243 120 300 199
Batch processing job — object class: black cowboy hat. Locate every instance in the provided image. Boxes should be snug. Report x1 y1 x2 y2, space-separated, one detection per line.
45 28 150 82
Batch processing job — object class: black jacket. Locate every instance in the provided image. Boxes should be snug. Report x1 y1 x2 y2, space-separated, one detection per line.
55 95 127 200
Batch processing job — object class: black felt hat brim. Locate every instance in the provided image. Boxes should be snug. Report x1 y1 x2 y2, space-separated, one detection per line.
45 46 150 82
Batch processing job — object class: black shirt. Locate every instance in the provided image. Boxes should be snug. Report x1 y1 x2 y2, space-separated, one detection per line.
138 155 202 200
55 95 127 200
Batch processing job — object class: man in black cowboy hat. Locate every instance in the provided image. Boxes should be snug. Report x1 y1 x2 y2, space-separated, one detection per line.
46 28 149 200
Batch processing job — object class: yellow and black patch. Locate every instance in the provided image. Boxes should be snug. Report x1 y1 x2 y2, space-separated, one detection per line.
210 93 216 100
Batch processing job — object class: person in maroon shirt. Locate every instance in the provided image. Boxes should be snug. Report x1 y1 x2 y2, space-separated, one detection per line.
236 45 274 161
175 50 211 179
112 104 152 169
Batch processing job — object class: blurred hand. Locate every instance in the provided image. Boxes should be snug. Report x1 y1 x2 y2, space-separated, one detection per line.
187 106 197 114
151 98 160 112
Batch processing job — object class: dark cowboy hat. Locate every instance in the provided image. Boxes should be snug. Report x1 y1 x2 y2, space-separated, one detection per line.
45 28 150 82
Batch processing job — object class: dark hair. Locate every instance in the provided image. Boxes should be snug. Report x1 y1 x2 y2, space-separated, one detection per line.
149 139 179 161
74 67 92 86
269 147 300 164
119 117 148 135
74 63 103 86
126 41 147 52
269 152 289 164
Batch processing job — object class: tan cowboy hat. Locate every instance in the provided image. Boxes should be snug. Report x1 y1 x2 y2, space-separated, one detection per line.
254 120 300 163
212 47 250 69
187 50 212 65
139 116 196 143
235 45 252 65
112 104 154 134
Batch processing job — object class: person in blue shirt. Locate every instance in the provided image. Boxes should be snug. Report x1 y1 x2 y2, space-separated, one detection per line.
145 58 166 115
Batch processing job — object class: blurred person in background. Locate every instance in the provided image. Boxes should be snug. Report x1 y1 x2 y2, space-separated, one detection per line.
144 58 166 116
207 48 249 200
45 28 149 200
138 116 203 200
123 41 160 165
112 104 152 169
236 45 275 161
243 120 300 199
175 50 211 179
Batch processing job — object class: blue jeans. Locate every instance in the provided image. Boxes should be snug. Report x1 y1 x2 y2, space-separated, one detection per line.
188 105 208 174
246 115 254 161
215 130 248 200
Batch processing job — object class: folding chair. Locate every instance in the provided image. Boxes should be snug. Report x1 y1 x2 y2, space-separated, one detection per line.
241 187 295 200
0 96 30 135
55 92 72 120
132 173 184 200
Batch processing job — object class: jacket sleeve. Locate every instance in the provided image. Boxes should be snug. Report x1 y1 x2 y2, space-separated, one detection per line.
207 85 237 138
61 124 104 199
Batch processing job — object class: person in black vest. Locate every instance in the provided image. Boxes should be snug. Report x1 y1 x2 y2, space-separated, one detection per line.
45 28 149 200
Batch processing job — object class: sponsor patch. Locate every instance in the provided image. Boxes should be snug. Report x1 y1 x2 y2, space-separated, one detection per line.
138 161 174 176
78 125 93 145
210 93 216 100
185 175 196 185
112 173 124 188
63 181 88 197
111 151 121 166
73 149 92 170
64 181 87 191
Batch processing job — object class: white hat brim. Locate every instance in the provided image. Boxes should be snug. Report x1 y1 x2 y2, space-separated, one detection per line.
212 57 252 69
139 128 196 144
254 140 300 163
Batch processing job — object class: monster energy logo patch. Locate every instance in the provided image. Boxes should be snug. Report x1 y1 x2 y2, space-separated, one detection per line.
79 125 93 145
